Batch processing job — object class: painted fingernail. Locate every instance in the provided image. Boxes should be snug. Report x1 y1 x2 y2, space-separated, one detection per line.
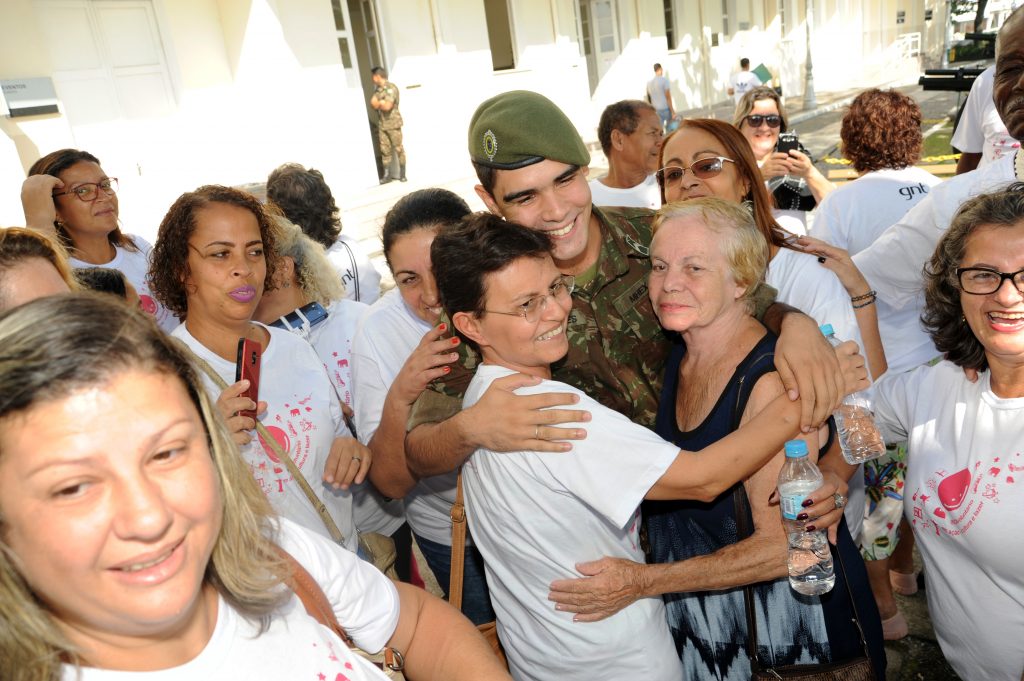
443 366 450 374
817 256 826 263
801 498 814 507
805 525 816 532
450 337 459 345
439 322 446 331
797 513 808 521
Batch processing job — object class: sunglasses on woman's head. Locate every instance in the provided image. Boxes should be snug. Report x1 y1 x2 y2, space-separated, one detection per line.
744 114 782 128
656 157 735 187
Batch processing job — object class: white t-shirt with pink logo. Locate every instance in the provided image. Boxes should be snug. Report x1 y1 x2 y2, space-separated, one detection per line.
873 361 1024 681
173 323 358 554
70 235 178 332
62 518 400 680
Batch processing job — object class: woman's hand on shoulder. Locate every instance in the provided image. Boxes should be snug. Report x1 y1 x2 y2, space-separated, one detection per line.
323 437 371 490
393 323 460 405
216 380 267 446
795 235 872 298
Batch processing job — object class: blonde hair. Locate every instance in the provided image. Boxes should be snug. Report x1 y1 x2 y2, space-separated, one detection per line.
652 198 768 309
269 214 345 306
0 293 289 681
0 227 78 306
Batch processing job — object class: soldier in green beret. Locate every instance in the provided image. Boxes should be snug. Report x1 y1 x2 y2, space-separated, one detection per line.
370 66 406 184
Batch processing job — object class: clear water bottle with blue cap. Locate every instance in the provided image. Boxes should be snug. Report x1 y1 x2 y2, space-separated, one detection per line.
820 323 886 464
778 439 835 595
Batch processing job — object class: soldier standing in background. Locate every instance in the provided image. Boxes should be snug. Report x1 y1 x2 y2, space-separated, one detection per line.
370 66 406 184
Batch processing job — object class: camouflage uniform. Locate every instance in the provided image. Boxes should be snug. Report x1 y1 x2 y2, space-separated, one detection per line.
410 205 777 431
374 80 405 166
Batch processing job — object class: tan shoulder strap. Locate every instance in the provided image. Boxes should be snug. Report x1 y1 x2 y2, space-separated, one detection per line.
448 470 467 609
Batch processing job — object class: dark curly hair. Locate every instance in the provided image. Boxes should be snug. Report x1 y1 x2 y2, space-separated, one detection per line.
27 148 138 253
265 163 341 250
840 89 922 173
149 185 279 319
597 99 656 156
922 183 1024 371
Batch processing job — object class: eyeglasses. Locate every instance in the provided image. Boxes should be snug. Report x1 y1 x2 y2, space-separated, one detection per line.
483 274 575 323
956 267 1024 295
743 114 782 128
656 157 735 188
52 178 119 202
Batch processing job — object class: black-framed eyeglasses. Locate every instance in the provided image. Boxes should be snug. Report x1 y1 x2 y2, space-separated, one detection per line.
53 178 119 202
483 274 575 323
743 114 782 128
656 157 735 188
956 267 1024 295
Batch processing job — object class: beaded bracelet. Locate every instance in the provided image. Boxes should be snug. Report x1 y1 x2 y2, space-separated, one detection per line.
850 289 877 303
852 296 876 309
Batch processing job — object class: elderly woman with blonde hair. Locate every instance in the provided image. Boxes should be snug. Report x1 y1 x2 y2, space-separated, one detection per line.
253 214 411 578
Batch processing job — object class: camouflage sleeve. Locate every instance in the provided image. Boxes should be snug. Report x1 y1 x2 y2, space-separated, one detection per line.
405 327 479 430
407 389 462 431
749 280 778 322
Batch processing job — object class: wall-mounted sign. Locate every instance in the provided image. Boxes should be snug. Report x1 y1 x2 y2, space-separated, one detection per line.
897 10 906 24
925 9 933 21
1 78 60 117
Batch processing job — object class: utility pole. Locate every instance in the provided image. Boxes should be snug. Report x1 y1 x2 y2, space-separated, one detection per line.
803 0 816 109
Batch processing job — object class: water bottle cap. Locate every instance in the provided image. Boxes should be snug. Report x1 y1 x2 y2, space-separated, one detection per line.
819 323 834 336
784 439 809 458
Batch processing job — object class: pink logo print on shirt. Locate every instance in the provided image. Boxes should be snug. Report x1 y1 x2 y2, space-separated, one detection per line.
258 425 290 464
139 294 157 315
911 452 1018 536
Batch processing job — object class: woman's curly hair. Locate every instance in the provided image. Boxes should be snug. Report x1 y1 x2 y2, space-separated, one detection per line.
149 186 279 319
922 183 1024 372
840 89 922 173
266 163 341 250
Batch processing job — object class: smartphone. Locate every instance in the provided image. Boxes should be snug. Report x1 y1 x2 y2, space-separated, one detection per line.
235 337 262 420
776 131 799 155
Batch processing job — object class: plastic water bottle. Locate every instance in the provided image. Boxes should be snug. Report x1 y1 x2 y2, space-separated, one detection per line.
778 440 835 595
820 324 886 464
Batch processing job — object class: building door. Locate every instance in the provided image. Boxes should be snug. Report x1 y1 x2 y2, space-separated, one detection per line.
33 0 174 127
578 0 620 94
345 0 388 178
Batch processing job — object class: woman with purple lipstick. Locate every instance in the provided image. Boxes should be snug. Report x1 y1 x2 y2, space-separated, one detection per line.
149 186 370 555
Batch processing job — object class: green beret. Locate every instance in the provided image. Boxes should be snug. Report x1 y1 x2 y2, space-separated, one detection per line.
468 91 591 170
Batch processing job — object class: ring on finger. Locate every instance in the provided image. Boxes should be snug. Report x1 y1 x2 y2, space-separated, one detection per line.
833 492 847 510
534 425 540 440
351 456 362 464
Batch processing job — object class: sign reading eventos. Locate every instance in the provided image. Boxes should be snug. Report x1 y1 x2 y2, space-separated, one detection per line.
0 78 60 117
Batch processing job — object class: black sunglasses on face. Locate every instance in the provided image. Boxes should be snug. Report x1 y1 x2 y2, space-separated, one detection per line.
743 114 782 128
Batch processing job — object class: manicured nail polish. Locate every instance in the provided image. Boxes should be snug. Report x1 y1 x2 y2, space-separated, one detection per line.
801 498 814 508
443 366 451 374
797 513 808 521
805 525 816 532
439 322 446 331
450 337 459 345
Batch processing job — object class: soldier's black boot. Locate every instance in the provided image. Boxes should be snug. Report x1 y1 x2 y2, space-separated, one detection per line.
399 163 407 182
379 166 393 184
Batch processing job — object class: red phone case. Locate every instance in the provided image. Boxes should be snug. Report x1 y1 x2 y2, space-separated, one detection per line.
235 337 262 419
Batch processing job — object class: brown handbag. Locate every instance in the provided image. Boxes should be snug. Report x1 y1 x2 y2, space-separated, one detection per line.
277 547 407 678
733 486 876 681
450 471 509 668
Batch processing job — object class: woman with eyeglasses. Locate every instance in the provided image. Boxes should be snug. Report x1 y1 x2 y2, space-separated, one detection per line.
733 87 834 232
656 118 879 540
863 185 1024 680
21 149 176 330
430 211 830 680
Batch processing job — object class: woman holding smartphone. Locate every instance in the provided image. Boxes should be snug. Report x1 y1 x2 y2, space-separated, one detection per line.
149 185 369 554
21 148 176 330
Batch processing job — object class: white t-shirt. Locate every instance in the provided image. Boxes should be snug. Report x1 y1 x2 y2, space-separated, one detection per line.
287 298 404 538
766 247 866 536
853 153 1016 310
463 364 683 681
173 323 359 553
588 173 661 210
951 65 1020 169
810 166 942 373
730 70 762 103
872 363 1024 681
62 518 400 681
327 234 383 304
352 289 456 545
70 236 177 332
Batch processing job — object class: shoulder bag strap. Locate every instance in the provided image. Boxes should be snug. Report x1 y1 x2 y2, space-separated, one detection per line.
337 238 361 301
448 470 467 609
178 341 346 544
